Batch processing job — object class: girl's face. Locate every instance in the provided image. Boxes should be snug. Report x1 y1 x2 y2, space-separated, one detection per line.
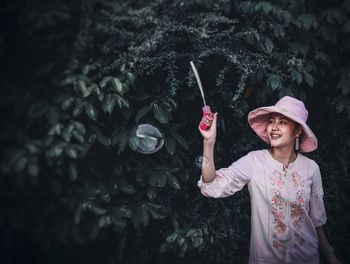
266 113 301 150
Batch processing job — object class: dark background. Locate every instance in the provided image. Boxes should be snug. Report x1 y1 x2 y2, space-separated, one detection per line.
1 0 350 263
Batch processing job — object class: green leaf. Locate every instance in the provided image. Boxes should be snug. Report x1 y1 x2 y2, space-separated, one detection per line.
135 106 152 122
102 93 115 114
165 135 176 155
98 215 111 228
74 206 83 225
290 69 303 84
65 144 79 159
322 8 346 24
111 217 127 231
62 123 74 142
27 161 39 176
170 132 188 150
153 104 168 123
62 97 74 110
278 10 292 26
26 143 39 154
146 202 162 211
27 101 49 119
82 65 90 75
238 1 253 13
113 206 133 218
166 231 180 243
99 76 112 88
68 162 78 181
85 102 97 120
149 171 167 187
264 37 274 52
112 130 123 146
119 130 129 152
72 131 84 143
96 134 111 146
78 80 93 97
177 236 185 246
128 135 140 151
115 94 130 108
73 122 86 134
84 203 106 215
126 72 135 84
46 106 60 126
112 78 123 93
288 41 309 57
273 24 285 38
267 74 282 90
303 71 314 87
117 179 136 195
186 228 201 237
147 186 158 200
149 174 158 187
52 141 65 156
139 205 150 226
98 183 111 203
167 98 178 109
72 100 85 117
256 2 273 14
247 32 256 45
146 203 166 219
337 79 350 95
296 14 318 30
167 172 181 190
121 107 132 120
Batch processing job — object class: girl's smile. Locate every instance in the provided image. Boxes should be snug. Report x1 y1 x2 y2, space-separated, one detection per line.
267 113 300 149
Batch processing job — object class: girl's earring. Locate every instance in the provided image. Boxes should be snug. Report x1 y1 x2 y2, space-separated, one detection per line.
295 135 300 151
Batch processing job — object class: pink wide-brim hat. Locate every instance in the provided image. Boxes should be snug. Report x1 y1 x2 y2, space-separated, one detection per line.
248 96 318 153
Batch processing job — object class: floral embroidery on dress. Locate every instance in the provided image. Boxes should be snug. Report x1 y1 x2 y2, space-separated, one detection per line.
294 231 305 246
291 189 306 246
292 171 304 187
270 170 307 251
271 187 288 251
271 170 286 187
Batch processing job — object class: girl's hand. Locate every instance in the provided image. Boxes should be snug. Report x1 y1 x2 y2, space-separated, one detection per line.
198 112 218 144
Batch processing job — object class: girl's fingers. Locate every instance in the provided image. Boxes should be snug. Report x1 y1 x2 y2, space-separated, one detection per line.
211 113 218 127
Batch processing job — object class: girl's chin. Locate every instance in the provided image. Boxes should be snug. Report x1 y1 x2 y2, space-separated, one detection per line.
270 143 293 149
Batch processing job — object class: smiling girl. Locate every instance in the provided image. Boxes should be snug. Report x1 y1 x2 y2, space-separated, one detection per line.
198 96 342 264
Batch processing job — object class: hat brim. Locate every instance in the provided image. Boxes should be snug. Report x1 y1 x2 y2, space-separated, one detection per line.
248 106 318 153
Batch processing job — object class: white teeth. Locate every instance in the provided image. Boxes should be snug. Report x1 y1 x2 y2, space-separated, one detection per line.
271 134 281 139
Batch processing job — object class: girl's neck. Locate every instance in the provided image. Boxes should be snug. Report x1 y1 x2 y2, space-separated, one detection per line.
269 147 298 169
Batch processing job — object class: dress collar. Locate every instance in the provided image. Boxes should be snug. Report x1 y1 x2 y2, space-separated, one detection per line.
266 149 299 172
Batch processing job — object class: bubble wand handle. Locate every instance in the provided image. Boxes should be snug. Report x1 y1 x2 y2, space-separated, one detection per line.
190 61 213 130
200 105 213 130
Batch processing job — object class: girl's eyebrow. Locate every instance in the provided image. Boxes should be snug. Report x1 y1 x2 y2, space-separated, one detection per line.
269 116 288 121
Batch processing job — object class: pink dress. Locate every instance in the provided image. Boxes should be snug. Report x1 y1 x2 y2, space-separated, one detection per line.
198 149 327 264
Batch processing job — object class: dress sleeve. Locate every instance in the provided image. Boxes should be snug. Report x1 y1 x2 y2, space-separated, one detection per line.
197 152 253 198
309 163 327 227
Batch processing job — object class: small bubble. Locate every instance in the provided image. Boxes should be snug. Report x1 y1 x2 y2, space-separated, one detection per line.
195 156 209 169
133 124 164 154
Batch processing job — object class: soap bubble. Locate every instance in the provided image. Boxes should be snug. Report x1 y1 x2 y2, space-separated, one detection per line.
134 124 164 154
195 155 209 169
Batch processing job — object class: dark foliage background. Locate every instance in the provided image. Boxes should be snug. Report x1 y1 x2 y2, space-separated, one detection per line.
1 0 349 263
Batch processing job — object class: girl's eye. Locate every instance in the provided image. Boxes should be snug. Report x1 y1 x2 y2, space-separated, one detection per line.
269 119 274 123
280 121 287 125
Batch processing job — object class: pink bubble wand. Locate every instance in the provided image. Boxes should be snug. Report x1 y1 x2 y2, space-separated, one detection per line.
190 61 213 130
